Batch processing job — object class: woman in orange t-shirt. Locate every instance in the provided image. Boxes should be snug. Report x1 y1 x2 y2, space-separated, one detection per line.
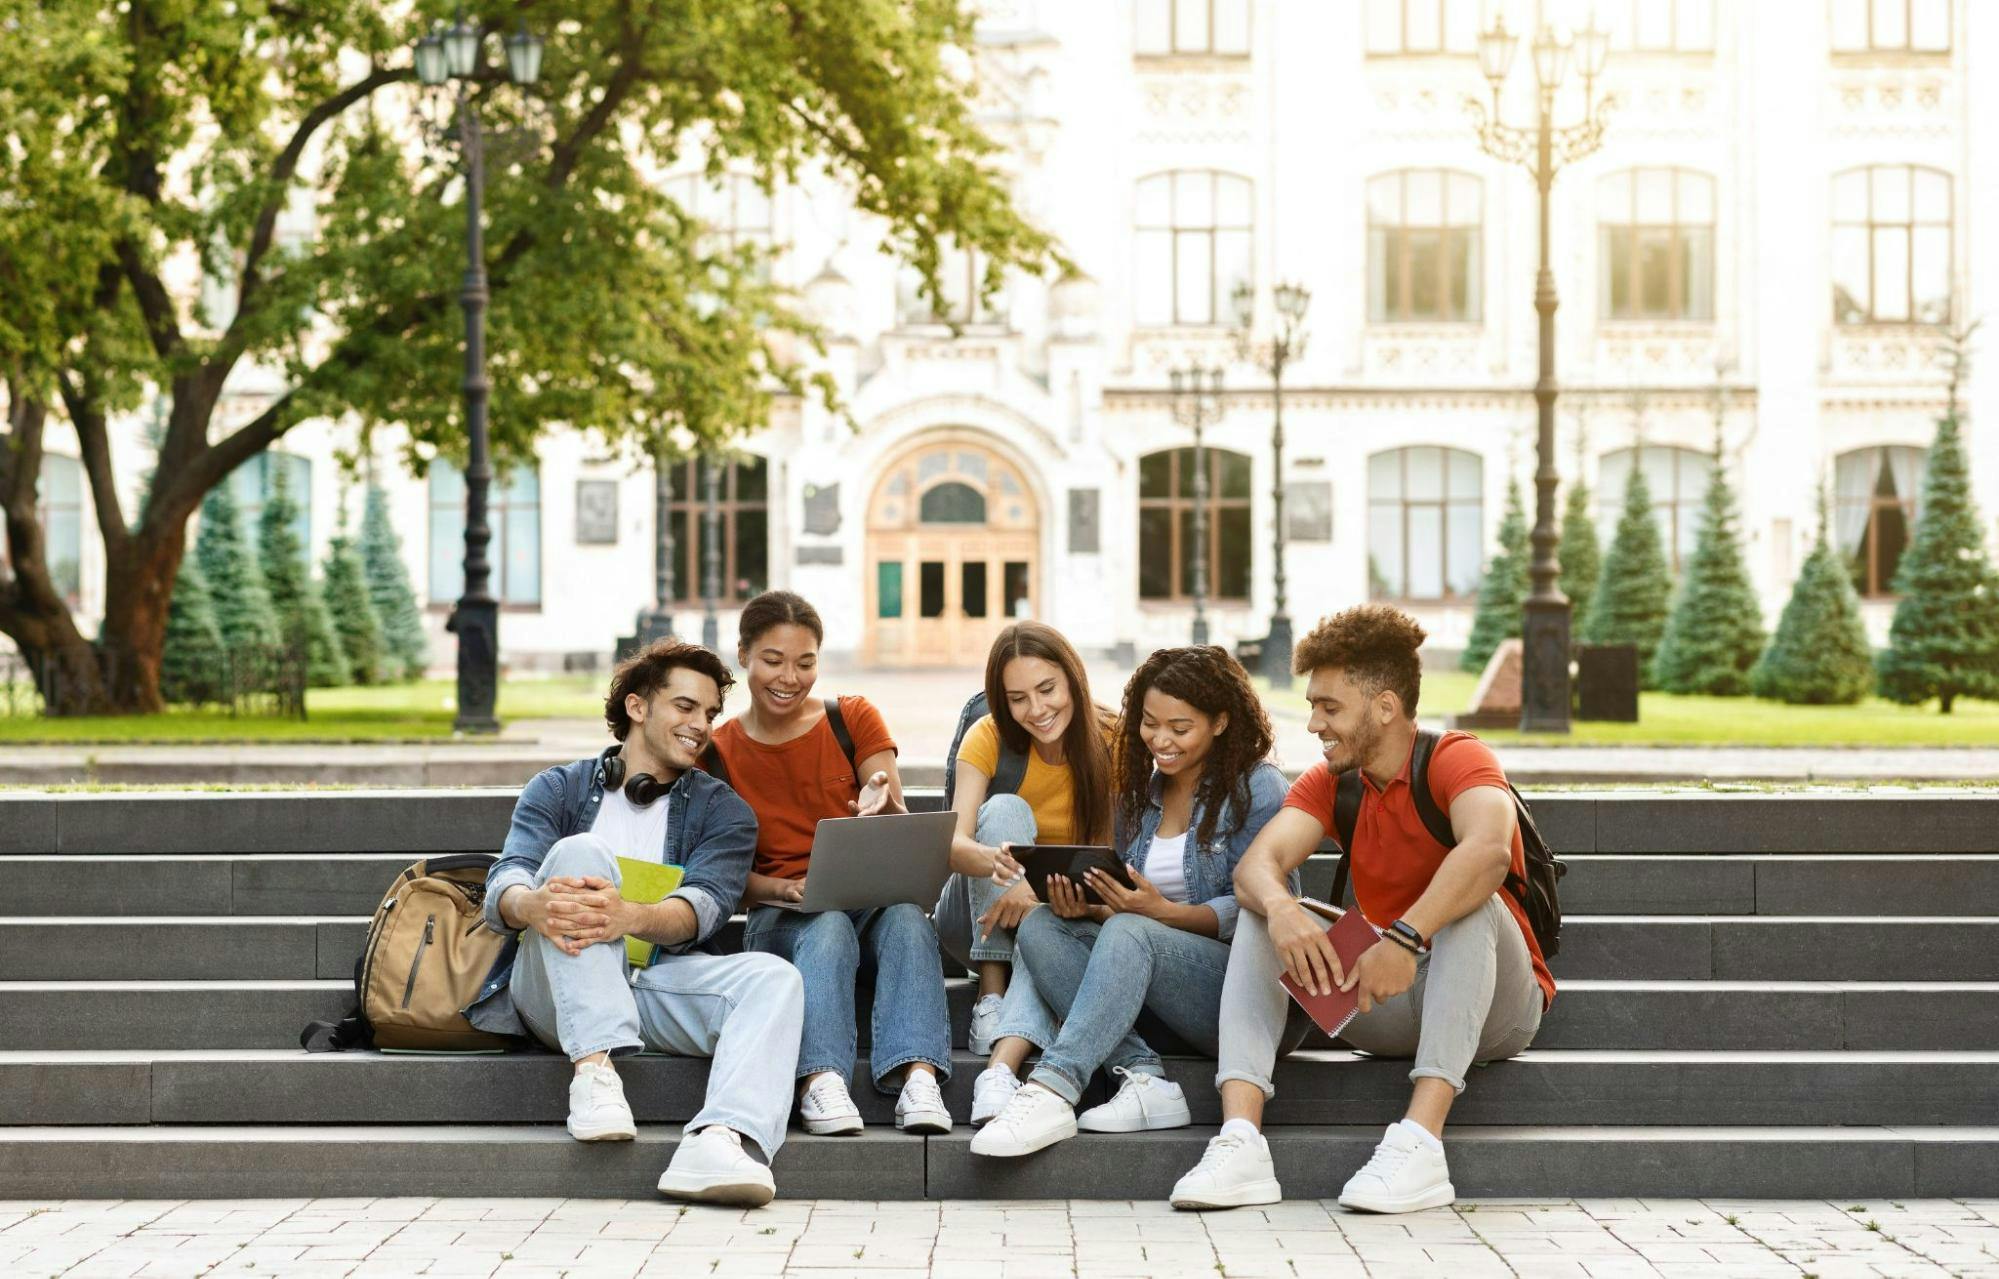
711 591 953 1140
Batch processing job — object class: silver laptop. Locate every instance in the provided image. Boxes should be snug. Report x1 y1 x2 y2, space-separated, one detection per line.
764 810 958 913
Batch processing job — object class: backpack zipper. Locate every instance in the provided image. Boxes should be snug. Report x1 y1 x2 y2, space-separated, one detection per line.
401 914 436 1009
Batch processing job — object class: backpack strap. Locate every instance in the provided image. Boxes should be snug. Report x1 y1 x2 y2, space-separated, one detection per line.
1406 730 1459 851
822 697 860 786
300 1014 369 1053
991 737 1029 797
1328 768 1364 908
699 740 730 788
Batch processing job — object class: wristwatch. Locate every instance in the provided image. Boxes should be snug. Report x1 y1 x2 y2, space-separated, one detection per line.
1386 919 1426 953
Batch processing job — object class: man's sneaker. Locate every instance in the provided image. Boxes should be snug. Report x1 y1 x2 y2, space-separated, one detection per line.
894 1071 953 1134
967 993 1005 1056
798 1073 865 1136
969 1084 1078 1157
656 1125 776 1208
565 1061 636 1142
1077 1067 1191 1133
1169 1129 1282 1210
970 1064 1021 1126
1338 1120 1455 1214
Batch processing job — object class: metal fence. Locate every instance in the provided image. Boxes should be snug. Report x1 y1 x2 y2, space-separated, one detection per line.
0 645 309 720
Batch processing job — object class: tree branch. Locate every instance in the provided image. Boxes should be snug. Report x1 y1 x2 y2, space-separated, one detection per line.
55 373 132 557
115 238 185 361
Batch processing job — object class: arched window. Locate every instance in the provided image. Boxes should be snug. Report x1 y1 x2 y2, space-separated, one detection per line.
1134 171 1253 327
1832 165 1952 325
230 453 313 563
1138 447 1252 601
429 461 542 608
1136 0 1250 56
1598 168 1715 321
1835 445 1926 596
1597 446 1711 573
665 456 769 605
920 481 988 524
1368 447 1483 600
1367 170 1482 323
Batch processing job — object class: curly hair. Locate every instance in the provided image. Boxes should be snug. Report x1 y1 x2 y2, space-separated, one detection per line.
603 639 736 741
1292 604 1428 717
984 622 1116 845
1114 646 1274 848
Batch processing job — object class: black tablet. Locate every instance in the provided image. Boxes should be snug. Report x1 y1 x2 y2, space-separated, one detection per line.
1018 845 1135 906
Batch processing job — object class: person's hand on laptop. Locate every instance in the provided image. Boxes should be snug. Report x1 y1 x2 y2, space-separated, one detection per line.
849 770 906 817
770 877 806 905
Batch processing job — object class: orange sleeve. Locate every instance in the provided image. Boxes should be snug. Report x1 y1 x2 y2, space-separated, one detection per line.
838 695 898 763
1281 761 1336 832
1427 732 1510 808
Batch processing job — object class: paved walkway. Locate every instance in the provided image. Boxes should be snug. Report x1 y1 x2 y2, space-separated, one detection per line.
4 1197 1997 1278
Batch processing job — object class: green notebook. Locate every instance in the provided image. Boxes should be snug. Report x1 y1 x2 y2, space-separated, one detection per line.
617 856 686 967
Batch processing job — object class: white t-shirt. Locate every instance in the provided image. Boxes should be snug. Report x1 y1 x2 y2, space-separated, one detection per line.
590 787 671 864
1142 830 1191 904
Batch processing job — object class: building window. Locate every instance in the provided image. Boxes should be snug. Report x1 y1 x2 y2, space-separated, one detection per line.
1368 446 1483 600
1137 447 1252 602
1598 168 1715 321
1367 170 1482 324
1607 0 1714 52
897 243 1006 327
1832 166 1952 325
429 462 542 608
3 454 85 606
1363 0 1480 55
1136 0 1250 56
1134 171 1253 328
667 455 768 606
666 172 774 279
230 452 312 562
1597 446 1711 573
1835 445 1926 596
1831 0 1950 54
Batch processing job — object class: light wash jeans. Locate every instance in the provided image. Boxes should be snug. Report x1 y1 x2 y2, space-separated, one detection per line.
1215 894 1543 1099
743 903 953 1093
507 834 805 1160
1014 909 1233 1105
931 794 1058 1050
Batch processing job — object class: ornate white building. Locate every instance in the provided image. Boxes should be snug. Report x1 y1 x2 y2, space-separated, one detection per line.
19 0 1999 671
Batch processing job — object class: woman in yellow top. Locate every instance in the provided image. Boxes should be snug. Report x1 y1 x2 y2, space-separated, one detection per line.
932 620 1115 1127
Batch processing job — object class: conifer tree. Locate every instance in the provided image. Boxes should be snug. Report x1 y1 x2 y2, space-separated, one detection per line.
1652 443 1766 694
360 486 428 681
1584 463 1675 684
195 482 279 654
1753 490 1875 705
322 521 386 687
160 555 225 705
1461 479 1530 673
1559 477 1602 629
257 469 349 687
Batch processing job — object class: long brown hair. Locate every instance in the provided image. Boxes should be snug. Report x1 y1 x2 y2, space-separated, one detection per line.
1114 646 1274 847
983 622 1114 844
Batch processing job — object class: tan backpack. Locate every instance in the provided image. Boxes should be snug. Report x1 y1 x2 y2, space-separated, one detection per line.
302 854 516 1053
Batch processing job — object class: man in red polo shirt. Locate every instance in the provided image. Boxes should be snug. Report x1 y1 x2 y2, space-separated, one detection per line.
1170 604 1553 1214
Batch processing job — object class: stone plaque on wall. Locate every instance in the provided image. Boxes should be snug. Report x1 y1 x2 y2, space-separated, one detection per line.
802 483 841 535
1286 481 1332 542
795 545 843 566
1068 488 1101 554
575 480 619 545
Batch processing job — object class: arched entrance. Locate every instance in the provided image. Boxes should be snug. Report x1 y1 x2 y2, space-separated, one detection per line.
865 433 1040 666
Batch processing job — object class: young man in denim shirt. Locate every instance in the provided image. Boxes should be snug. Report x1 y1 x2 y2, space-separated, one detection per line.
467 640 804 1207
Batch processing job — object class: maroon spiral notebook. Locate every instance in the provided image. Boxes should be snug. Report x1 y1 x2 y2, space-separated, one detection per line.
1277 898 1384 1039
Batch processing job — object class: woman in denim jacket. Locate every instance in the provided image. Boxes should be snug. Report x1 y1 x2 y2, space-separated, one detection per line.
971 646 1295 1158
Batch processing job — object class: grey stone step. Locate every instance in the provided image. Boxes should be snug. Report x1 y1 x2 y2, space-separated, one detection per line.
0 1122 1990 1199
7 1049 1999 1129
9 978 1994 1053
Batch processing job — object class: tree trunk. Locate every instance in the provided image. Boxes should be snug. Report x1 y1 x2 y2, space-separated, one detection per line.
1940 690 1956 715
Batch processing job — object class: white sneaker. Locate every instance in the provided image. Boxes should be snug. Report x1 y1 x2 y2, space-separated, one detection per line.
970 1064 1021 1126
1077 1067 1192 1133
894 1071 953 1134
656 1126 776 1208
1338 1120 1455 1214
1169 1129 1282 1210
798 1072 864 1136
969 1084 1077 1157
565 1061 636 1142
967 993 1005 1056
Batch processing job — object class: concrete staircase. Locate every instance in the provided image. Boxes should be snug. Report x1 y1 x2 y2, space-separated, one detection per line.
2 789 1995 1201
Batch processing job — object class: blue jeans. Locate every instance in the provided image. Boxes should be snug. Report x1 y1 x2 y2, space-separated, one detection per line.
1015 909 1231 1106
931 794 1059 1050
743 902 953 1093
505 834 805 1160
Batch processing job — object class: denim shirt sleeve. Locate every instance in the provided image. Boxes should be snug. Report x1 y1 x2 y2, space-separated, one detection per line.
1204 764 1294 941
483 766 569 932
656 780 757 952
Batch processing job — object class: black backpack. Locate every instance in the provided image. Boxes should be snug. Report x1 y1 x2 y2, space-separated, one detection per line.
942 689 1029 808
1328 730 1566 958
700 697 860 788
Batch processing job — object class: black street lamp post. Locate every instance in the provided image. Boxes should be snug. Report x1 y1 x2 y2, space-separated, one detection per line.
636 447 678 646
1232 280 1311 689
701 457 723 651
1467 14 1610 734
414 14 544 734
1170 365 1223 647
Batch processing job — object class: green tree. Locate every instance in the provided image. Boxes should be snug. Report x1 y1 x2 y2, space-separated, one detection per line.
1753 493 1875 705
1651 447 1765 694
0 1 1054 713
360 486 427 681
1876 410 1999 712
1585 464 1675 685
194 483 279 653
160 555 225 705
1461 479 1529 673
322 522 386 686
1559 477 1602 628
257 469 348 687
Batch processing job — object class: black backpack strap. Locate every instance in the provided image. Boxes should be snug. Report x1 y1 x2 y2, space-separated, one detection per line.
699 740 730 788
942 691 988 808
991 739 1029 797
822 697 860 785
301 1014 368 1053
1329 769 1364 908
1406 730 1459 851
